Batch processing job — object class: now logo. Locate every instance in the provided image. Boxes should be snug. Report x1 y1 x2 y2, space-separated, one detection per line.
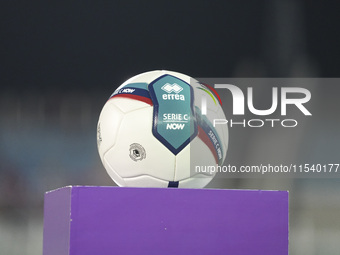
166 123 185 130
121 88 135 93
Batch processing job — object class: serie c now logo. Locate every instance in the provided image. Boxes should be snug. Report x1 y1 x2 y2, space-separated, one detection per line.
201 84 312 116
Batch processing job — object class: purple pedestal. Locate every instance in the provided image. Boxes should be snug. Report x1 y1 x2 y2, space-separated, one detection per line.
43 186 288 255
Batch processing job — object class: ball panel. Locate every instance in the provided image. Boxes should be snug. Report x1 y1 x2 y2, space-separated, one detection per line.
174 137 216 182
102 155 127 187
192 81 220 113
123 175 169 188
215 107 229 160
117 70 193 90
178 175 214 188
104 107 176 181
161 70 192 84
97 101 124 159
117 71 165 89
206 107 229 161
110 97 152 114
193 81 229 162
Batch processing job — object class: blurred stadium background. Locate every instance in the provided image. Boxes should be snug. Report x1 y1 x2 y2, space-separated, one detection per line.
1 1 340 254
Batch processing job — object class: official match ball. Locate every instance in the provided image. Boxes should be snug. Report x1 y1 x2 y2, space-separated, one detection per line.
97 70 228 188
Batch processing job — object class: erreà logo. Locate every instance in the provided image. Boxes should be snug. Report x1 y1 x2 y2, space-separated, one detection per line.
161 83 183 93
161 83 185 101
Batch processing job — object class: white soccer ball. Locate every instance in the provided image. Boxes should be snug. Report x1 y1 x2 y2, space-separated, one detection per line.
97 70 228 188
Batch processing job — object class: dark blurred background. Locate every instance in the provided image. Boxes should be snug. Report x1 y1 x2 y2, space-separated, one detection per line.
1 1 340 254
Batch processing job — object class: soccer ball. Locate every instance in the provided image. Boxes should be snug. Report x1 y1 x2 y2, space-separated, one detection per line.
97 70 228 188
